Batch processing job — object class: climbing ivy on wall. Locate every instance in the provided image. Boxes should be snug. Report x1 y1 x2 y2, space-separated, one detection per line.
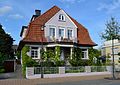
22 46 38 77
69 47 83 66
54 46 61 61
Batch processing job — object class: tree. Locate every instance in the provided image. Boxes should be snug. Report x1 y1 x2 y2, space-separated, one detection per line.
101 17 120 79
101 17 120 40
0 24 14 65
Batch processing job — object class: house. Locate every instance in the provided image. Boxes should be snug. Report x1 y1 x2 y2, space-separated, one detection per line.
12 45 18 55
18 6 96 64
101 39 120 65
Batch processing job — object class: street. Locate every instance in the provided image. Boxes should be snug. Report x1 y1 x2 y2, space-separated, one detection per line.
39 79 120 85
0 75 120 85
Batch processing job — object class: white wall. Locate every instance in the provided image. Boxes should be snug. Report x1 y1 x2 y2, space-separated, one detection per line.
21 28 27 39
103 39 120 47
45 10 77 41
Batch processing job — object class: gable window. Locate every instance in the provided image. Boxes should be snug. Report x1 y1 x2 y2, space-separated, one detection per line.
31 47 38 58
68 29 72 39
49 28 55 37
59 28 64 38
59 14 65 21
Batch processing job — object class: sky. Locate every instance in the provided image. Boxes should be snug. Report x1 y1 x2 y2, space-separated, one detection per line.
0 0 120 48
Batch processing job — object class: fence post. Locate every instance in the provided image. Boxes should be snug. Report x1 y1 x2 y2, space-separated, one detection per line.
106 66 112 72
85 66 91 73
59 67 65 74
26 67 34 78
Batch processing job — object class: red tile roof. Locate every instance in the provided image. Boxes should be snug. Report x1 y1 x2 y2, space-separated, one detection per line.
69 17 96 46
20 5 96 46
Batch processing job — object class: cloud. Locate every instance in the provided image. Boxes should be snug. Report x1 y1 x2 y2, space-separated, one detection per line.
0 6 12 16
2 26 6 30
8 14 23 19
59 0 85 4
97 0 120 13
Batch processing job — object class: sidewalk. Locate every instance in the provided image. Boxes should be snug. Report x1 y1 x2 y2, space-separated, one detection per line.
0 65 23 79
27 72 111 79
0 74 112 85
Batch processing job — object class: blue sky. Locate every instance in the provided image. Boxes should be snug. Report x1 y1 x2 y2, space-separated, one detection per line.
0 0 120 48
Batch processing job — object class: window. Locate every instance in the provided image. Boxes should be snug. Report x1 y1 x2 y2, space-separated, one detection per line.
114 48 118 55
59 14 65 21
31 47 38 58
111 47 119 55
68 29 72 39
59 28 64 37
82 49 87 59
49 28 55 37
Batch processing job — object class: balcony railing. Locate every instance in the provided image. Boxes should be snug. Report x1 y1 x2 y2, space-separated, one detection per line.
46 36 77 43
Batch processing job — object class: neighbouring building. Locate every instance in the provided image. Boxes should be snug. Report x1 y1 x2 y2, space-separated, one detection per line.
12 45 18 55
101 39 120 65
12 45 18 59
18 6 96 64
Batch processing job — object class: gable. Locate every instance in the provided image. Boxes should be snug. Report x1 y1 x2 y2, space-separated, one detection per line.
45 9 77 28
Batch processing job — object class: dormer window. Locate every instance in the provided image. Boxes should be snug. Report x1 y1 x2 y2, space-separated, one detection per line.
59 14 65 21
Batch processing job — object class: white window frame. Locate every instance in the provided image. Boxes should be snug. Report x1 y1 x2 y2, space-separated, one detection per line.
31 47 39 59
49 27 55 37
82 49 88 59
67 29 73 39
59 27 65 38
59 14 65 21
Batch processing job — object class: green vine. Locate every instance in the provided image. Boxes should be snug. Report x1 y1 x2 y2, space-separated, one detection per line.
69 47 83 66
22 46 38 77
54 46 61 62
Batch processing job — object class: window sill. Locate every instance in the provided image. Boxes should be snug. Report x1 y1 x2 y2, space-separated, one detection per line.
32 58 40 59
82 58 89 60
58 20 66 22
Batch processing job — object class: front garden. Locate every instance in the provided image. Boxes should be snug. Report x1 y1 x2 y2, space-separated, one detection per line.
21 45 111 78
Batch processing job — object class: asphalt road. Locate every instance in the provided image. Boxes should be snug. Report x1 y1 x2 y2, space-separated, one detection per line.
0 74 120 85
39 79 120 85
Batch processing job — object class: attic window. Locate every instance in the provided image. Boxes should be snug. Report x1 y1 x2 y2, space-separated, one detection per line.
59 14 65 21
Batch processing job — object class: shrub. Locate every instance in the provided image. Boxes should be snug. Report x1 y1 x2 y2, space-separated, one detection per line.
26 59 38 67
69 59 79 66
0 52 7 66
88 48 101 66
39 61 55 67
15 51 21 59
69 47 82 66
55 60 65 66
0 66 5 73
0 68 5 73
42 46 65 67
80 60 92 66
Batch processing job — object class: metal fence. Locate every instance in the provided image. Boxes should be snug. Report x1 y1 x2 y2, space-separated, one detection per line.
33 66 108 75
91 66 107 72
34 67 59 74
65 66 85 73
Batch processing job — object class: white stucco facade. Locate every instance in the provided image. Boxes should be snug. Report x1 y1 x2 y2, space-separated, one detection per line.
44 10 77 42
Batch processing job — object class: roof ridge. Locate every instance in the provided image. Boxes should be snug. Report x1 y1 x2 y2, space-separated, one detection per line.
30 5 61 25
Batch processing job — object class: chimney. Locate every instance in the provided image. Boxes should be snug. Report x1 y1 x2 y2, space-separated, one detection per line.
35 10 41 16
